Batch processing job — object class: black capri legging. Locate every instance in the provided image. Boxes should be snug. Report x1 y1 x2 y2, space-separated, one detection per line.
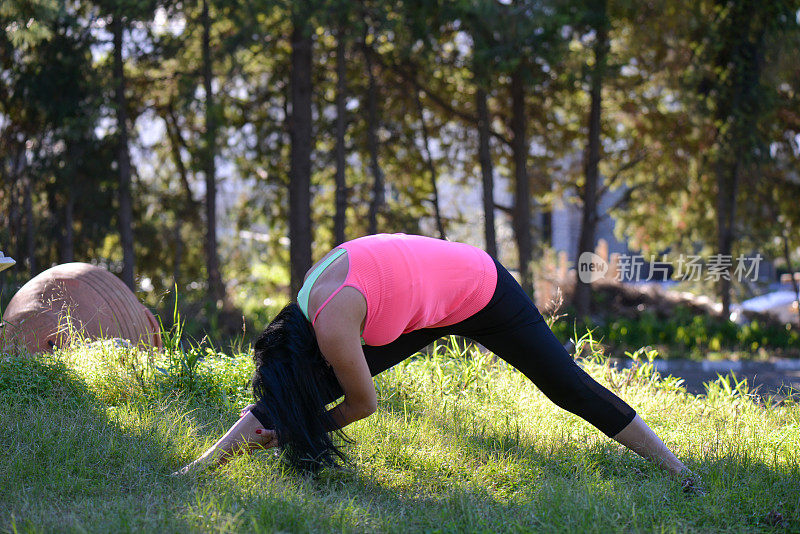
360 258 636 438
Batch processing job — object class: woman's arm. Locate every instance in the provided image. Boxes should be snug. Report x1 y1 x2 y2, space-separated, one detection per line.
317 331 377 431
313 287 377 430
173 407 278 475
324 395 375 431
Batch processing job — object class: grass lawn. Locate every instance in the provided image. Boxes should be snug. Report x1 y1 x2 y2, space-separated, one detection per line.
1 338 798 533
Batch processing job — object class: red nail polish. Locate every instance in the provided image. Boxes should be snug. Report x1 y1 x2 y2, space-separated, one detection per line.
255 429 262 434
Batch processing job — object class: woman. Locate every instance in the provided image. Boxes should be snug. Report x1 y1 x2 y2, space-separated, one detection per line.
177 234 688 477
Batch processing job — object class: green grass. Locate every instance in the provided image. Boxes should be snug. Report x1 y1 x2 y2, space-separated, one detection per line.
1 337 799 533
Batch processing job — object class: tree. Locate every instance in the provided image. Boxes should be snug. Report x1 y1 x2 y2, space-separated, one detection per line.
498 0 568 296
698 0 797 317
363 26 385 235
607 0 800 319
461 0 502 258
573 0 609 320
509 62 534 294
201 0 226 305
333 26 348 245
0 1 116 279
97 0 163 289
288 2 314 296
111 12 136 290
414 89 446 240
140 0 258 308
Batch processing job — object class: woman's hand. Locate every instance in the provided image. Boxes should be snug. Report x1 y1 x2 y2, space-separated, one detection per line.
239 403 279 447
240 403 256 418
172 407 279 476
254 427 279 449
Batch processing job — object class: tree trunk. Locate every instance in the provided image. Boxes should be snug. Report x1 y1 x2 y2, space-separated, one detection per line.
716 159 739 318
173 218 184 320
334 30 348 245
288 20 314 297
9 146 23 271
62 188 75 263
574 0 608 321
164 102 197 309
112 14 135 290
476 87 497 258
510 66 532 295
61 140 82 264
23 176 36 276
165 101 201 214
201 0 225 306
363 42 384 235
414 91 446 240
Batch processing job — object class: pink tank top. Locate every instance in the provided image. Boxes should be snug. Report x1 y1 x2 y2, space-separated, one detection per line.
308 234 497 346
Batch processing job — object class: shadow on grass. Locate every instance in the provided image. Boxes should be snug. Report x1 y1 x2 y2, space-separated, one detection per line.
358 386 800 531
0 354 197 533
6 353 796 532
196 456 540 533
174 413 800 533
167 376 800 532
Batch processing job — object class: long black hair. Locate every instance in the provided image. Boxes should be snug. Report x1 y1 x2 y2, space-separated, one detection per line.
251 303 350 471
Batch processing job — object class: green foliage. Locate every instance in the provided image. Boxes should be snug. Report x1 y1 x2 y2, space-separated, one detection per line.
0 352 93 405
2 0 800 349
155 345 253 407
612 0 800 286
552 307 800 359
0 0 61 47
379 336 504 404
0 1 120 278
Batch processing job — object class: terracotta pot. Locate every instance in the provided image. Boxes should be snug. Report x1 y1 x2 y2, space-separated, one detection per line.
1 263 162 354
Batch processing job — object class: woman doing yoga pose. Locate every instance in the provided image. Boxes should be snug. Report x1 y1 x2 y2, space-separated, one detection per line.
177 234 687 476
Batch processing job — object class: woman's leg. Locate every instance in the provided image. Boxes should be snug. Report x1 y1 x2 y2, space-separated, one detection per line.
612 415 686 475
453 260 686 475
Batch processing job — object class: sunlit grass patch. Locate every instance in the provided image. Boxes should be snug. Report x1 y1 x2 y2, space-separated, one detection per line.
1 335 799 532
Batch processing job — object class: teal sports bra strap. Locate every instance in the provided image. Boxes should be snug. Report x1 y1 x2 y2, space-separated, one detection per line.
297 248 347 321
